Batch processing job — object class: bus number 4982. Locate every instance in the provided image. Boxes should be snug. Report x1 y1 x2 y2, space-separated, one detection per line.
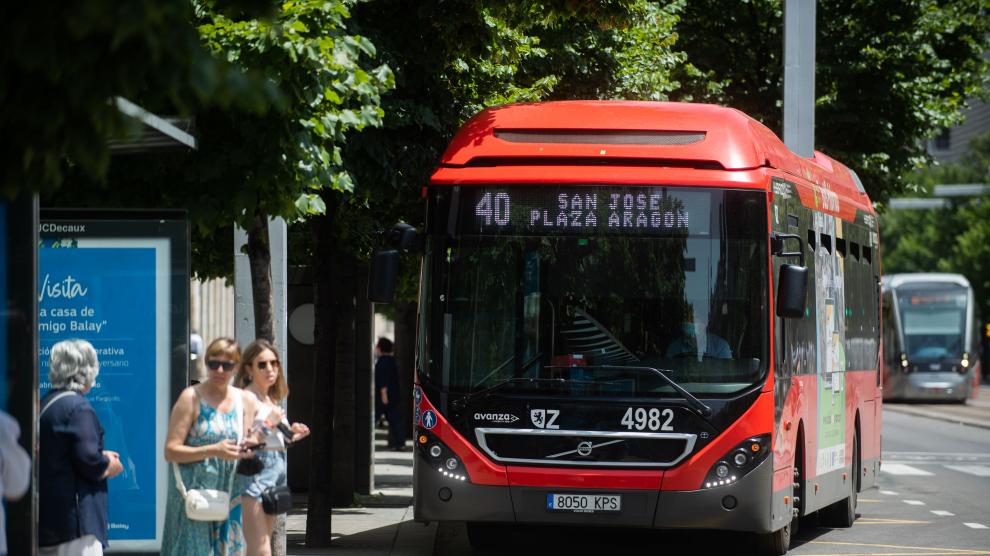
620 407 674 431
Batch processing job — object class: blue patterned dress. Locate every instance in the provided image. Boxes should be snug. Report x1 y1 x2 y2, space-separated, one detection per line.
161 391 245 556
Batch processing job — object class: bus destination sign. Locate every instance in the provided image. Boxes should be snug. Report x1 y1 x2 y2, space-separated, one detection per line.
463 187 708 236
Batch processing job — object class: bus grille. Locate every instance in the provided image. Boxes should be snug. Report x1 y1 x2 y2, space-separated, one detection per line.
474 428 697 468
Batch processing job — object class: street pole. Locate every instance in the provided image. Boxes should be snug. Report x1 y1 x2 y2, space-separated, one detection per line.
783 0 816 157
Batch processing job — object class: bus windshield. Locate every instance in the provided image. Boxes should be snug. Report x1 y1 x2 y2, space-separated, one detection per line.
895 284 968 361
421 186 769 398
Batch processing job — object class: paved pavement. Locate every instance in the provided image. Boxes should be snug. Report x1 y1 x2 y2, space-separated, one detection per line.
284 384 990 554
286 431 434 556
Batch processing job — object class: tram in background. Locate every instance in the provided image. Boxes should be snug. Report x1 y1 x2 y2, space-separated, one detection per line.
882 273 980 402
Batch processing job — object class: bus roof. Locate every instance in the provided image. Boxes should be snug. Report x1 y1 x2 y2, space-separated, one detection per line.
431 101 869 204
882 273 972 289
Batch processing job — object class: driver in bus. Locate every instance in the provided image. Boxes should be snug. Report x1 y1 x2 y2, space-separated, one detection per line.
664 313 732 359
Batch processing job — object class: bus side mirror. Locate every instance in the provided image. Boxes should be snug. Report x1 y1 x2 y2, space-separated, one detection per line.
368 249 400 303
777 264 808 318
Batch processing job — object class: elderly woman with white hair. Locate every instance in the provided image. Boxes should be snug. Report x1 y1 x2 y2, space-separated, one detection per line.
39 339 123 556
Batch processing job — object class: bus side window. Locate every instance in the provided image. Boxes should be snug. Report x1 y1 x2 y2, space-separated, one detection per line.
836 237 847 257
862 246 872 265
807 230 816 251
849 242 860 260
820 233 832 254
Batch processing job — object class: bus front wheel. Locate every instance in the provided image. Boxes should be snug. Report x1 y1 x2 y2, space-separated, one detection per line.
756 520 791 555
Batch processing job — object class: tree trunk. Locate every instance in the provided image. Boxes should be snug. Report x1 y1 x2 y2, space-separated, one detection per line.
394 300 417 444
354 261 374 494
246 210 275 343
331 251 357 506
244 210 286 556
306 205 336 547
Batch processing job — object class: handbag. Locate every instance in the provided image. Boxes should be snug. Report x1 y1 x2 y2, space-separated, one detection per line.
261 484 292 515
172 392 243 521
173 463 233 521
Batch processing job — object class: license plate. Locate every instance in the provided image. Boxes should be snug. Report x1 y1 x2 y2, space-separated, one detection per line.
546 493 621 513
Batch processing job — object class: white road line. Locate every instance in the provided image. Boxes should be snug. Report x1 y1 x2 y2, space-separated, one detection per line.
964 523 989 529
931 510 955 516
881 463 934 476
944 464 990 477
879 490 899 495
903 500 926 506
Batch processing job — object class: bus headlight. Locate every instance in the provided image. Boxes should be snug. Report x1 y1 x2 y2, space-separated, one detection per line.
703 434 771 489
960 353 970 372
900 353 910 371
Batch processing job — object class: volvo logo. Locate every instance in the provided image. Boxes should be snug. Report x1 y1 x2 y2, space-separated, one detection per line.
576 441 593 457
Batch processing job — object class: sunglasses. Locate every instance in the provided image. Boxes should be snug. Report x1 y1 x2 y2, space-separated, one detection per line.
206 359 237 372
254 360 280 370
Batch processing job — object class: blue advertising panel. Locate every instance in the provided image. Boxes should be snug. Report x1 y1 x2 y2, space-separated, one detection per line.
39 246 160 542
39 212 188 553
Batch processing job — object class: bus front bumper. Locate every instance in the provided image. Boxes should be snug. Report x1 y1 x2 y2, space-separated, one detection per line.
414 451 775 533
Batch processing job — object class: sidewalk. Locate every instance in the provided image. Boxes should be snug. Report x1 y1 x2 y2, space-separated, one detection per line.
883 382 990 429
286 430 435 556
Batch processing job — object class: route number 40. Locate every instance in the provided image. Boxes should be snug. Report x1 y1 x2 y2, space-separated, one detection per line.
620 407 674 431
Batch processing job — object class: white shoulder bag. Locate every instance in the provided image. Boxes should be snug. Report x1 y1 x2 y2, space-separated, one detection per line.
172 392 243 521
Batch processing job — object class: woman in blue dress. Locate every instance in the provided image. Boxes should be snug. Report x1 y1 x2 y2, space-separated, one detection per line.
162 337 260 556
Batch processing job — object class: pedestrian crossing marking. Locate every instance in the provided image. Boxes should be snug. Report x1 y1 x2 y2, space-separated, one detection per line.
944 465 990 477
857 517 930 525
964 523 988 529
931 510 955 516
904 499 927 505
809 539 990 554
882 463 934 476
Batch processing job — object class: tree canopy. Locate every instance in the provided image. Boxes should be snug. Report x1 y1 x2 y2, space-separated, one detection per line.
879 131 990 320
674 0 990 203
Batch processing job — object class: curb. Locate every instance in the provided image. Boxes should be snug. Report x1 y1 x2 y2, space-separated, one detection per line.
884 403 990 430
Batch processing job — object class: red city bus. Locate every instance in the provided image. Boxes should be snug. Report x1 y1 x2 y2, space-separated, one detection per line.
377 101 882 555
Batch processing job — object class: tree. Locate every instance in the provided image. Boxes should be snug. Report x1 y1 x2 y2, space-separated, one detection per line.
880 131 990 320
0 0 275 199
673 0 990 203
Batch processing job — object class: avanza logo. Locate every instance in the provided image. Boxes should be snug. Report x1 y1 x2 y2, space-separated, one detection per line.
474 412 520 424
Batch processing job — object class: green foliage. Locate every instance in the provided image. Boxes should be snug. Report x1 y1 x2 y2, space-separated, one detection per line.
880 131 990 319
47 0 393 280
673 0 990 203
0 0 274 199
338 0 687 302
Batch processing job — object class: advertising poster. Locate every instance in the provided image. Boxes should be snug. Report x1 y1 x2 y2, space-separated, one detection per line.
39 213 187 552
813 212 847 475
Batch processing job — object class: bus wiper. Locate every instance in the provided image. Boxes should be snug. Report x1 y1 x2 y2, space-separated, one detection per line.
560 365 714 418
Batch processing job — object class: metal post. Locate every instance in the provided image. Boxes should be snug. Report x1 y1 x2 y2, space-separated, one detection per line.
783 0 816 157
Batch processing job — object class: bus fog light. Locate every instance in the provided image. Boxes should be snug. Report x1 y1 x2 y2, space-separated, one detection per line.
438 487 452 502
429 445 442 458
445 457 459 470
722 495 738 510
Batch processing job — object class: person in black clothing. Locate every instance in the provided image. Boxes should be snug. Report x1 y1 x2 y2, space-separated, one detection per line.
39 339 124 555
374 337 404 450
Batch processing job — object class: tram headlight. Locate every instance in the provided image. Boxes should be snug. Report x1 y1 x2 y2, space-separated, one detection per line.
703 434 771 489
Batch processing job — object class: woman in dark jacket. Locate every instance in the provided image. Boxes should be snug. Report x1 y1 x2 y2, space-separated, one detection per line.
39 339 123 555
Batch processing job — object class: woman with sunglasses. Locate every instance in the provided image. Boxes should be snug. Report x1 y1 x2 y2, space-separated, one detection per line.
162 337 260 556
235 339 309 556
